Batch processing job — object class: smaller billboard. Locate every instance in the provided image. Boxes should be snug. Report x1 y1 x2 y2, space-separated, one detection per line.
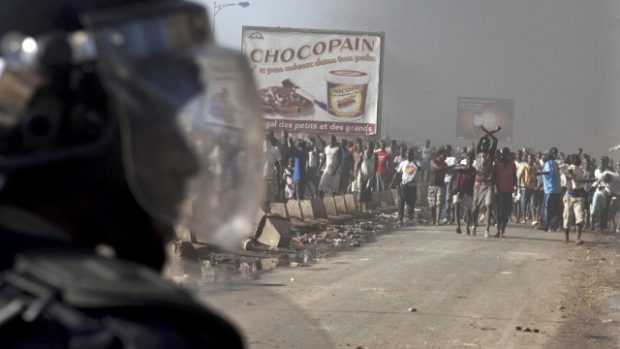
457 97 514 142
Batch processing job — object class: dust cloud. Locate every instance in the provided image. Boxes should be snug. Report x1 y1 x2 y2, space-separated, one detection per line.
205 0 620 154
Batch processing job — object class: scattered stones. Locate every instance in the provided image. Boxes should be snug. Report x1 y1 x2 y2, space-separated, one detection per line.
349 241 361 247
516 326 540 333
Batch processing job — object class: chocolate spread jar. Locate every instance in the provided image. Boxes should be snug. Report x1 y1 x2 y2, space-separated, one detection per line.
326 69 370 118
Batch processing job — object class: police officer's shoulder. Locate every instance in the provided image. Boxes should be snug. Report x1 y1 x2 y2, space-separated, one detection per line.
0 251 244 348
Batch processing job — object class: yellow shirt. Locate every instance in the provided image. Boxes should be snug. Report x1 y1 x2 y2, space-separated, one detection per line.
521 164 538 189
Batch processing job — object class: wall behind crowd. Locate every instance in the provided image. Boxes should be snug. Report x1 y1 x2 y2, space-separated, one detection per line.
206 0 620 155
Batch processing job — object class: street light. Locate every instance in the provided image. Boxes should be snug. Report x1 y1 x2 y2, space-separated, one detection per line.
212 1 250 38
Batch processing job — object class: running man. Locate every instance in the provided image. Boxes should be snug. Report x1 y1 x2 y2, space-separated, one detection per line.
452 152 476 235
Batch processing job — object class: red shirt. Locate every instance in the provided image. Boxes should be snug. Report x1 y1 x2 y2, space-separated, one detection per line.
493 160 517 193
375 150 391 174
454 167 476 196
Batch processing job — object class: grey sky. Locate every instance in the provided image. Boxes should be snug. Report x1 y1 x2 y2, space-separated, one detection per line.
204 0 620 155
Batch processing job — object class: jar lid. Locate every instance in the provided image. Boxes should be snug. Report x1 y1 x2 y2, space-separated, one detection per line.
325 69 371 85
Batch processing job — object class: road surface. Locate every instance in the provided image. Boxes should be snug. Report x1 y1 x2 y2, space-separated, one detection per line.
198 223 620 348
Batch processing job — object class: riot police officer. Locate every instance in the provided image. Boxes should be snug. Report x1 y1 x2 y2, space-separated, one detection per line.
0 0 264 347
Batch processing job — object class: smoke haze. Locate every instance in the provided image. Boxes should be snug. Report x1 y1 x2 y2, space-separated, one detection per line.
205 0 620 155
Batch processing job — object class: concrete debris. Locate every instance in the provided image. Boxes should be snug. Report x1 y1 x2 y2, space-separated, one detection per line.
255 216 292 247
173 240 198 260
241 238 254 250
171 274 191 284
269 202 289 219
169 203 399 283
301 249 311 266
239 263 252 279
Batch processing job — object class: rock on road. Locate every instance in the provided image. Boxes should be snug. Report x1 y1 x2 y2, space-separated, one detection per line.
198 224 620 349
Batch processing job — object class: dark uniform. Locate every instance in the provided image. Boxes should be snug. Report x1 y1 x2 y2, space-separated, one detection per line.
0 0 263 347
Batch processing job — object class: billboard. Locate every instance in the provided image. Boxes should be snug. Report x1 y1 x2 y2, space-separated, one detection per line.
242 26 384 136
457 97 514 142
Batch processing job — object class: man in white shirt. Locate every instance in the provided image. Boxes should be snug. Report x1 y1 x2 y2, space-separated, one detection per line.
600 171 620 193
318 135 342 195
442 145 457 224
592 158 618 231
595 156 613 180
391 149 418 225
514 150 528 222
563 154 587 244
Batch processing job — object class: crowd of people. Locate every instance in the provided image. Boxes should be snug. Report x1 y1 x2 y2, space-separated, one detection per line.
263 128 620 244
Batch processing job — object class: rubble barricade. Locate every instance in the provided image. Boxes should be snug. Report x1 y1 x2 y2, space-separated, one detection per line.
269 202 289 219
286 200 304 220
334 195 348 214
323 196 339 217
300 198 327 219
168 240 200 277
251 204 271 241
255 216 292 248
344 193 358 212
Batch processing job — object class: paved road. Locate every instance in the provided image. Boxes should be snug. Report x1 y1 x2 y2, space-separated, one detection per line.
198 224 620 349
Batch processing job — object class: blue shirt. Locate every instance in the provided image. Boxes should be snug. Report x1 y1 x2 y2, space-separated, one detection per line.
292 149 307 181
542 160 561 193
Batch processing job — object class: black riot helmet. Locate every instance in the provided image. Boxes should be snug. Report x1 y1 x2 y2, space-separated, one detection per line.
0 0 265 267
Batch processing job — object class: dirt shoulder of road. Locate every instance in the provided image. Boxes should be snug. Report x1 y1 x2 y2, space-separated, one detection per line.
543 231 620 348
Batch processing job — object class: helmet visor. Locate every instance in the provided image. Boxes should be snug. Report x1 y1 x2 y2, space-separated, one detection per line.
88 9 264 249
